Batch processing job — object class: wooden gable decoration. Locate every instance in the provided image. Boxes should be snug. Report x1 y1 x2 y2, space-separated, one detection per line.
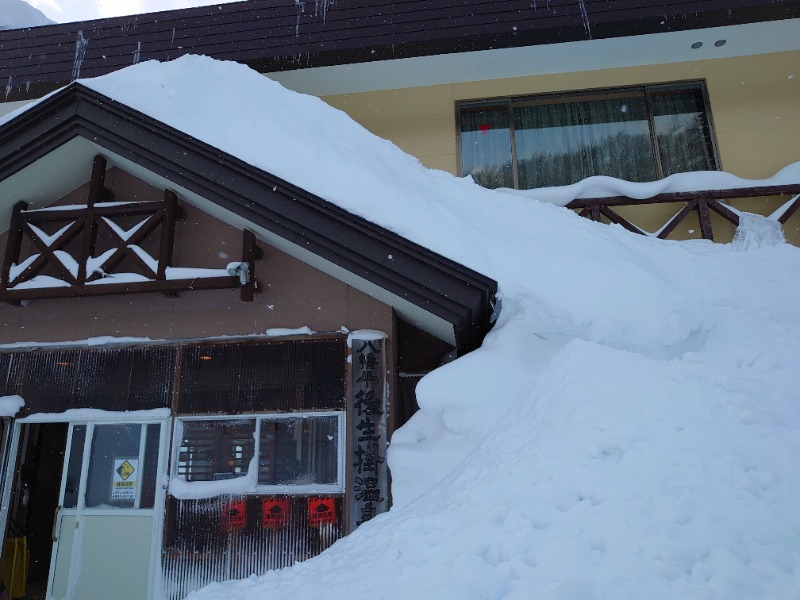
1 156 260 303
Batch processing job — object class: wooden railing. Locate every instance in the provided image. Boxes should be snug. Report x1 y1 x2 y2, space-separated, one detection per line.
1 155 260 303
567 185 800 242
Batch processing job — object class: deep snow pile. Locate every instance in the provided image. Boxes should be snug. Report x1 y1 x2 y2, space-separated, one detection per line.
15 56 800 598
0 0 54 30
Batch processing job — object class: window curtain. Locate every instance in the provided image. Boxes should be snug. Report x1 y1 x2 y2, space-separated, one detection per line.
458 83 717 191
513 95 657 188
651 88 716 175
459 106 514 189
514 102 586 188
579 95 657 182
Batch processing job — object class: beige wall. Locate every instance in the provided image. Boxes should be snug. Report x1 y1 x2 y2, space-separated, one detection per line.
324 50 800 179
0 168 393 345
324 51 800 243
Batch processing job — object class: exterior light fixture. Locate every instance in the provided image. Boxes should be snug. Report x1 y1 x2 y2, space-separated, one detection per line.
691 42 703 49
715 39 726 47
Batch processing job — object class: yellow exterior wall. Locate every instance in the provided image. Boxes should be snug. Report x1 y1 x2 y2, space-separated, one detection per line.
323 50 800 242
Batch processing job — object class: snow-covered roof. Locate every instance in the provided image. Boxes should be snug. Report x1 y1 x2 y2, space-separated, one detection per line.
0 56 497 351
2 57 800 598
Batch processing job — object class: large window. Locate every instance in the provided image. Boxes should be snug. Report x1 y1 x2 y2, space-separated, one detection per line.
174 412 344 494
458 82 718 189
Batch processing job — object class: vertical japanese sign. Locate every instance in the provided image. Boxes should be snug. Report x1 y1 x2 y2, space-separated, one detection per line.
350 333 388 531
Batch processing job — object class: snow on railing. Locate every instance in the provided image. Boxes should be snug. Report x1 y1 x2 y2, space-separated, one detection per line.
502 163 800 242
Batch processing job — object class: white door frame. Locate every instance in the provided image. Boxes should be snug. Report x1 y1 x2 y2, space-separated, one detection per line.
0 411 170 600
0 418 20 555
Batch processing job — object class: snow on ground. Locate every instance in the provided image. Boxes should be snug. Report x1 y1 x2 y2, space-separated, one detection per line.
9 56 800 599
0 0 54 30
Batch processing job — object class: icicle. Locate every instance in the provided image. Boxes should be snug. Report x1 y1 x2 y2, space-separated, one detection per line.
71 31 89 81
313 0 335 21
4 76 12 101
578 0 592 39
294 0 304 36
133 41 141 65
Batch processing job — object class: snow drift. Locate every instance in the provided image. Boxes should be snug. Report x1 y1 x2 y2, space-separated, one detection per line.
11 56 800 599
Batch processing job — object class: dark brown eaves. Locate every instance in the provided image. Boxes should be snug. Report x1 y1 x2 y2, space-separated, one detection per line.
1 0 799 102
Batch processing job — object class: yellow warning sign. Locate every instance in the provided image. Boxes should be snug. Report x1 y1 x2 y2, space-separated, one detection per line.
117 460 135 481
111 457 139 501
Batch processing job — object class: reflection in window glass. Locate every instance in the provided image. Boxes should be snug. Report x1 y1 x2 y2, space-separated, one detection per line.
258 416 338 486
177 419 255 482
63 425 86 509
515 101 585 188
460 105 514 189
459 83 717 189
580 95 657 181
652 86 715 176
84 424 141 509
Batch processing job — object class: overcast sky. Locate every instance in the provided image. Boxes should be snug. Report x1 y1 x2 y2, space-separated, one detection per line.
25 0 243 23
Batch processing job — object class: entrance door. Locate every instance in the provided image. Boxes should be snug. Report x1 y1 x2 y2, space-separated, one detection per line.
0 423 69 600
1 418 168 600
49 420 168 600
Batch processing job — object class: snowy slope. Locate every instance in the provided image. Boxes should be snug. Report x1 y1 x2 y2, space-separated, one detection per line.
11 56 800 599
0 0 54 30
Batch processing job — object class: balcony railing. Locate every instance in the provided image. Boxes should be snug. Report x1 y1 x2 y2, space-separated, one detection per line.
566 184 800 242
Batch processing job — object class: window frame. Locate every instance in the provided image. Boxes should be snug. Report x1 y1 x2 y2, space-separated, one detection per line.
172 410 346 496
455 80 721 189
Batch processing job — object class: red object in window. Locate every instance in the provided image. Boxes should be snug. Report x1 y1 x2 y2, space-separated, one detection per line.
222 499 247 531
478 123 490 133
308 497 337 526
262 497 291 528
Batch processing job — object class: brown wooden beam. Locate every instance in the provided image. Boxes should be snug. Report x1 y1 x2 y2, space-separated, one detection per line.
696 198 715 241
19 220 84 285
0 276 241 303
89 212 163 281
14 216 83 285
240 229 260 302
657 201 697 240
77 156 106 283
157 190 178 279
22 201 165 223
706 198 741 227
598 206 647 236
778 194 800 225
1 201 28 286
567 184 800 209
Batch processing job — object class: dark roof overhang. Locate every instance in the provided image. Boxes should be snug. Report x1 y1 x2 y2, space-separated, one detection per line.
0 84 498 353
1 0 798 102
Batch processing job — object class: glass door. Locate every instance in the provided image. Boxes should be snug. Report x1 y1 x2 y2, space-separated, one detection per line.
47 420 167 600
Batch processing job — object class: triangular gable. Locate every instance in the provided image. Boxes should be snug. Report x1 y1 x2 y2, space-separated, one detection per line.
1 155 259 302
0 83 497 353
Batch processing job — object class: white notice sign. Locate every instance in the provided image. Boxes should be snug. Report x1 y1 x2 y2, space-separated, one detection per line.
111 457 139 501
